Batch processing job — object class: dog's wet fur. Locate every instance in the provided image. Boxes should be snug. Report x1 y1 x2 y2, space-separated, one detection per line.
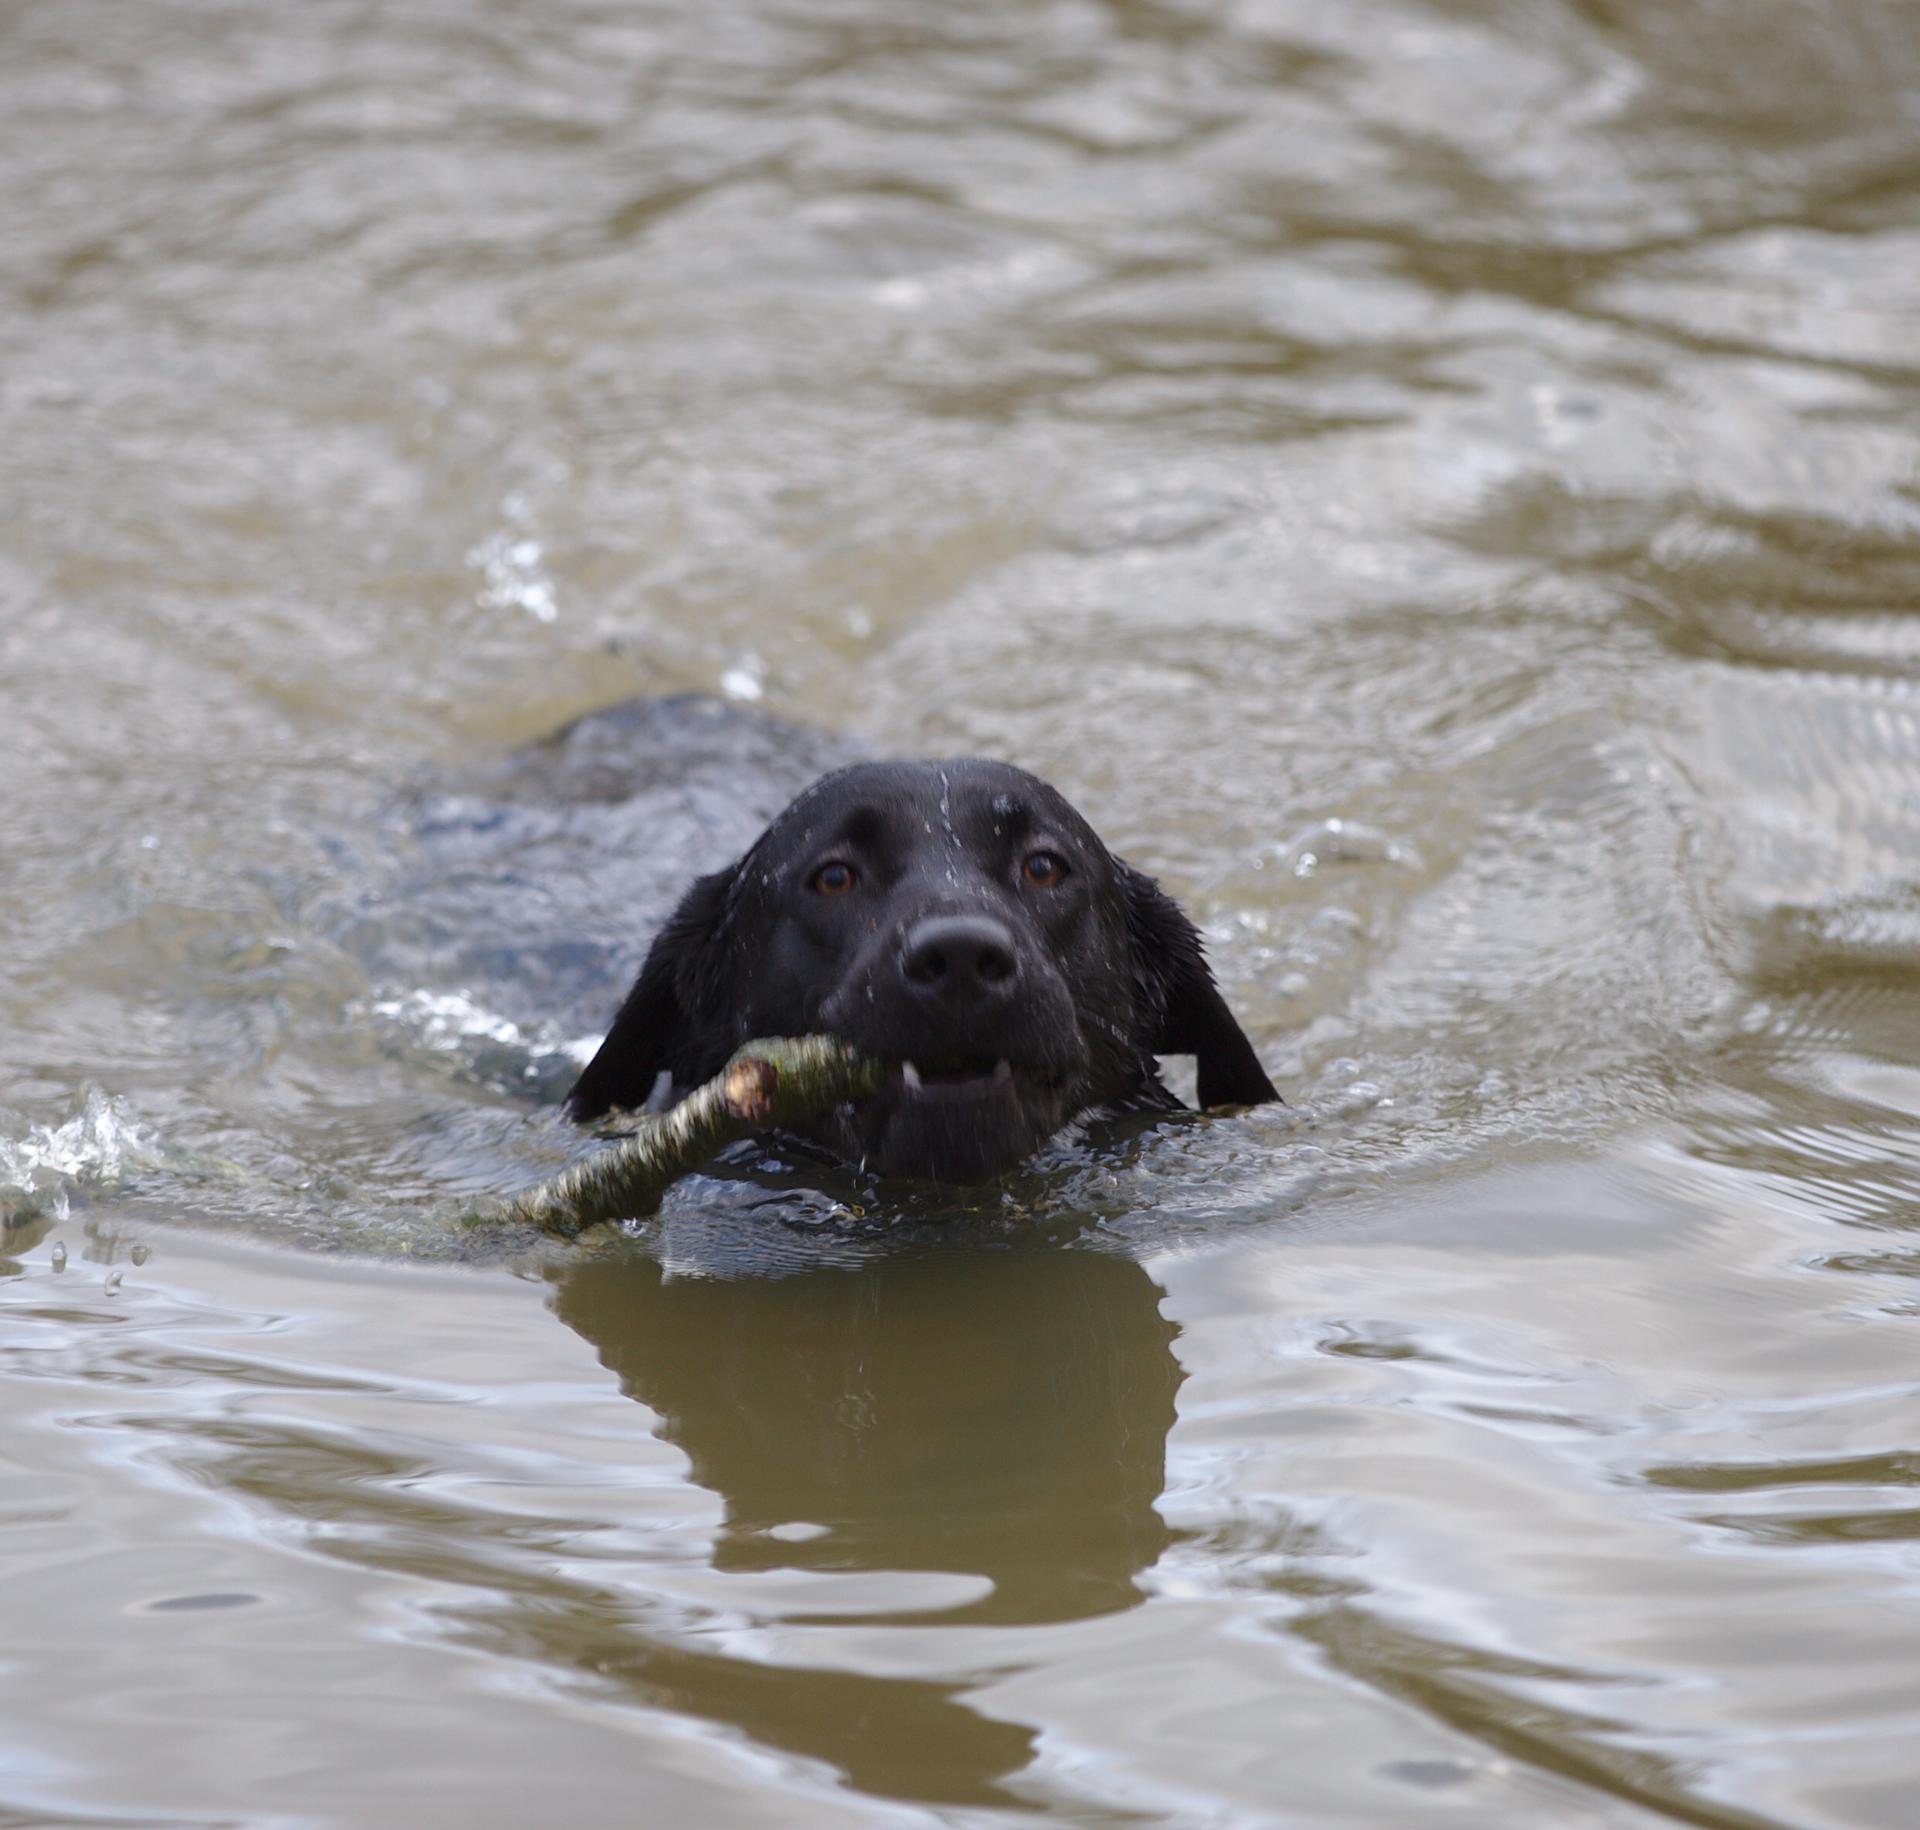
567 759 1277 1181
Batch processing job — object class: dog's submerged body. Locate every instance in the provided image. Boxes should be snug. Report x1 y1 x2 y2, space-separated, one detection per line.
567 759 1277 1181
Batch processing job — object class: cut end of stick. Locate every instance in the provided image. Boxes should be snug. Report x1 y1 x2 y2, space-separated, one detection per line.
721 1055 780 1124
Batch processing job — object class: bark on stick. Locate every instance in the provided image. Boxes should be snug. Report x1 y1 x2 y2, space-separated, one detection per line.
473 1036 884 1241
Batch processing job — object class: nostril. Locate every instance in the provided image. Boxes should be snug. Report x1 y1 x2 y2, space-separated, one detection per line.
976 939 1015 983
906 942 948 984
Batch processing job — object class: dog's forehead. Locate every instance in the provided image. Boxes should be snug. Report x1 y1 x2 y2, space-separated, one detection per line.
767 759 1096 851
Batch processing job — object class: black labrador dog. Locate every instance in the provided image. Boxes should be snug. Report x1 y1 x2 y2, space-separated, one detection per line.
566 759 1277 1181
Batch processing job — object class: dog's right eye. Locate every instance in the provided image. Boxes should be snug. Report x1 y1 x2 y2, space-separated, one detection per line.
811 861 857 896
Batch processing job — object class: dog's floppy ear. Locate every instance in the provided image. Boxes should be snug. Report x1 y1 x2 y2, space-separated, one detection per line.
1118 859 1279 1109
565 865 738 1121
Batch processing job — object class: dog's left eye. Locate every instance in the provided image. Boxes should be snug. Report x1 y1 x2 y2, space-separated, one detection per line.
1022 850 1068 888
811 860 857 896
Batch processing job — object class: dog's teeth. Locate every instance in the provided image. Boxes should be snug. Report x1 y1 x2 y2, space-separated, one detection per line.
902 1060 923 1091
992 1058 1012 1084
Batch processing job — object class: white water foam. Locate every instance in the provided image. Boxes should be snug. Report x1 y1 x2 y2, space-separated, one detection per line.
0 1089 158 1220
368 989 601 1069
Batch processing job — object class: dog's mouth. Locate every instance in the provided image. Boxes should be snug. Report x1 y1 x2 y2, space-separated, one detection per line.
835 1051 1072 1181
893 1055 1016 1104
808 974 1089 1177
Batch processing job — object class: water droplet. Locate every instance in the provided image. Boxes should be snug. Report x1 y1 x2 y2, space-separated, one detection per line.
104 1269 123 1295
49 1243 66 1272
765 1520 831 1543
130 1243 150 1266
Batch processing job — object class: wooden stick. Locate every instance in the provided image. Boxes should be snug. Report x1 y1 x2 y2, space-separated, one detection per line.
471 1036 884 1240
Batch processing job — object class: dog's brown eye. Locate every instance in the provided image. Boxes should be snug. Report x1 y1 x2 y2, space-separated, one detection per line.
811 860 857 896
1022 851 1067 889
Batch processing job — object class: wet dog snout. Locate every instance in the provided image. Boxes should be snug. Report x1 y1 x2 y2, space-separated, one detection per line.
900 913 1020 1000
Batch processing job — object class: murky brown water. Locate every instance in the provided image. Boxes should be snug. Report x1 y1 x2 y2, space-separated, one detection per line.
6 1 1920 1823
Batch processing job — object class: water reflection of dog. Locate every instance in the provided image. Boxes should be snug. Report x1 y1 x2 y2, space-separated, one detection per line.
551 1241 1184 1627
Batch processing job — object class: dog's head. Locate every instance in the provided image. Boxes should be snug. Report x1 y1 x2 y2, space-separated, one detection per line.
565 760 1276 1180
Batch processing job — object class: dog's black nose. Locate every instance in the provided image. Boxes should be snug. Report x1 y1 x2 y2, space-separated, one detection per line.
901 913 1020 998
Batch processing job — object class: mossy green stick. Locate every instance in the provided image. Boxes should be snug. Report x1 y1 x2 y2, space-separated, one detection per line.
476 1036 885 1241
